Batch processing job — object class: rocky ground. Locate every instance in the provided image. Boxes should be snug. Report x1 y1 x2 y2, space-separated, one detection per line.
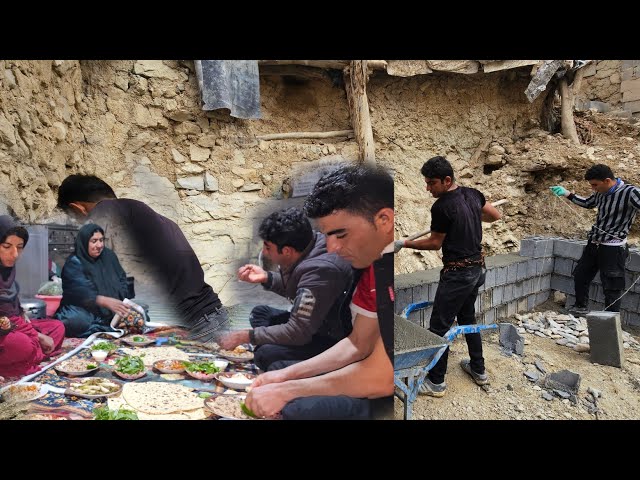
395 300 640 420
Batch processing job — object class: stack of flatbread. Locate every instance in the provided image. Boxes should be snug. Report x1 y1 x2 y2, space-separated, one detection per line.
107 382 208 420
119 346 191 367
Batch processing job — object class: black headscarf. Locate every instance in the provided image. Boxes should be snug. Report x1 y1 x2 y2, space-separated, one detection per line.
0 215 29 316
75 223 127 300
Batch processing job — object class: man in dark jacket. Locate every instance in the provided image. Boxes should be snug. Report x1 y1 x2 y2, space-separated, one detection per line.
56 174 228 344
218 207 353 371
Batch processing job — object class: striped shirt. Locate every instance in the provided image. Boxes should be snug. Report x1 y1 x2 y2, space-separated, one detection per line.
569 181 640 243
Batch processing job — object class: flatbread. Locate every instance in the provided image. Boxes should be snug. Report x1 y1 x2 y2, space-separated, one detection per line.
108 395 208 420
120 346 190 366
122 382 203 414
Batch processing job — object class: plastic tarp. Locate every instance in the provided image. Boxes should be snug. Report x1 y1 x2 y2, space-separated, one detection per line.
194 60 261 119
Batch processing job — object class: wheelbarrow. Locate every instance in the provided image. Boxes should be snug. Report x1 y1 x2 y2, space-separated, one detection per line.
394 301 498 420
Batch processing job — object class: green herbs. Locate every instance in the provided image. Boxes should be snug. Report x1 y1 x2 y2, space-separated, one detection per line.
93 405 138 420
132 336 145 342
115 354 145 374
198 392 213 399
91 341 117 352
86 364 98 370
184 361 220 375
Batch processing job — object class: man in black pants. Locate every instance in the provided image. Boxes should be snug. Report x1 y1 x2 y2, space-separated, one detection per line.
244 164 394 420
395 156 502 397
551 164 640 315
218 207 353 372
57 174 229 344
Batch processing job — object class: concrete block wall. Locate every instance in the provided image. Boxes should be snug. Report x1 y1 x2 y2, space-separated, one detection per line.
578 60 640 118
394 237 640 328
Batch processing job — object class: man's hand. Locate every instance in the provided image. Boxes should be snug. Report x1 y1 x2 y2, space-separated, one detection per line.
38 333 54 355
550 185 570 197
96 296 131 316
237 264 269 284
218 330 251 350
394 239 405 254
251 369 289 389
245 383 293 418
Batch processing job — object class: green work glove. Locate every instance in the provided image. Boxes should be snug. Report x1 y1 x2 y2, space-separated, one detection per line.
550 185 569 197
394 240 406 254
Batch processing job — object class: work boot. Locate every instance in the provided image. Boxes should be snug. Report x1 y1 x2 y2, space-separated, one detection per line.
568 305 589 316
418 378 446 397
460 358 489 386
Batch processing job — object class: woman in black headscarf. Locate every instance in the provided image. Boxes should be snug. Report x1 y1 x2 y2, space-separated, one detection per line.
0 216 65 379
55 223 131 337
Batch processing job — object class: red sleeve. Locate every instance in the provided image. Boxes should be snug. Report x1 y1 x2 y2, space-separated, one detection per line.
350 265 377 319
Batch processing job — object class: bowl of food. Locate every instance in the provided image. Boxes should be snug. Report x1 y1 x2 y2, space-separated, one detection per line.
55 358 100 376
218 345 254 363
0 382 48 403
214 372 256 391
184 360 220 381
66 377 122 399
153 359 186 374
204 394 255 420
90 340 117 355
121 334 155 347
113 354 147 380
91 350 109 362
213 359 229 372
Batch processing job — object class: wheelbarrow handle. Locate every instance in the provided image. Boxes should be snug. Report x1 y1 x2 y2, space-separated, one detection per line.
444 324 498 341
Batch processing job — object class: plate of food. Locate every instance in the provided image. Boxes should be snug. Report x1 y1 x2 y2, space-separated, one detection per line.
65 377 123 399
113 354 147 380
54 357 101 376
0 382 48 403
204 394 256 420
20 413 68 420
90 340 118 355
121 334 155 347
217 345 254 363
184 360 221 381
153 359 187 374
214 372 256 391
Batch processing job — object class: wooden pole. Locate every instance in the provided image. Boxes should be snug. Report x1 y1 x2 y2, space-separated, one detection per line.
256 130 354 141
344 61 376 164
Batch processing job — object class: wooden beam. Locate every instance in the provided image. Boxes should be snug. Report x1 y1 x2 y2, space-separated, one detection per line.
258 65 330 80
344 61 376 164
256 130 353 141
258 60 388 71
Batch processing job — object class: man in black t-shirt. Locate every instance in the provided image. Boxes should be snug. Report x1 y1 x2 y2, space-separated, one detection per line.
395 156 501 397
57 174 228 345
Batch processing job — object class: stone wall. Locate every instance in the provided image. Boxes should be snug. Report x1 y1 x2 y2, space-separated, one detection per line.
578 60 640 117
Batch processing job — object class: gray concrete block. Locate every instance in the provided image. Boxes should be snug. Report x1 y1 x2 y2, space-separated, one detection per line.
507 300 518 317
485 268 496 288
539 257 555 275
492 286 503 306
527 259 538 278
522 278 534 296
484 308 496 324
481 290 492 313
586 311 625 368
621 310 640 326
395 288 412 314
411 284 427 304
496 304 508 320
507 263 518 283
621 292 639 311
527 294 536 311
496 266 508 286
503 284 514 303
517 297 528 313
553 257 575 277
551 274 572 294
553 239 586 260
587 300 605 312
544 370 581 394
519 237 536 257
628 251 640 273
536 290 550 306
499 323 525 355
517 261 528 281
566 294 576 308
533 238 555 258
513 281 523 299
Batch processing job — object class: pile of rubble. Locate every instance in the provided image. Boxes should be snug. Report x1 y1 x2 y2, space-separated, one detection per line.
513 311 640 353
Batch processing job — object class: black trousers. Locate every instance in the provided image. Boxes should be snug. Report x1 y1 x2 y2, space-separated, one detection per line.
281 395 372 420
428 265 485 385
573 243 627 312
249 305 337 372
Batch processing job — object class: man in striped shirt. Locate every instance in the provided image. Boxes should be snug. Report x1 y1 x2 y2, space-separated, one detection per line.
551 164 640 315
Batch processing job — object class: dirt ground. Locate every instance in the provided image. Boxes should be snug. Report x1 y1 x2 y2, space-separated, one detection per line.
395 300 640 420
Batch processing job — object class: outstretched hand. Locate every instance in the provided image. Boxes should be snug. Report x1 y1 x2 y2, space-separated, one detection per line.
550 185 570 197
237 264 268 284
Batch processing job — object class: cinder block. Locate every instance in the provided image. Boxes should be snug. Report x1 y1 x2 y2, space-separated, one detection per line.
496 304 508 320
507 263 519 283
533 238 555 258
523 278 534 296
517 297 528 313
507 300 518 317
527 294 536 311
553 257 574 276
628 251 640 273
484 308 496 324
566 294 576 309
519 237 537 257
492 286 504 306
499 323 524 355
496 266 508 286
621 292 640 311
536 291 550 306
503 284 514 303
513 281 523 299
485 268 496 288
539 257 555 275
395 288 412 314
551 274 575 294
553 239 586 260
517 261 528 281
412 284 429 303
587 299 605 312
621 310 640 326
587 312 625 368
527 259 538 278
481 290 492 313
